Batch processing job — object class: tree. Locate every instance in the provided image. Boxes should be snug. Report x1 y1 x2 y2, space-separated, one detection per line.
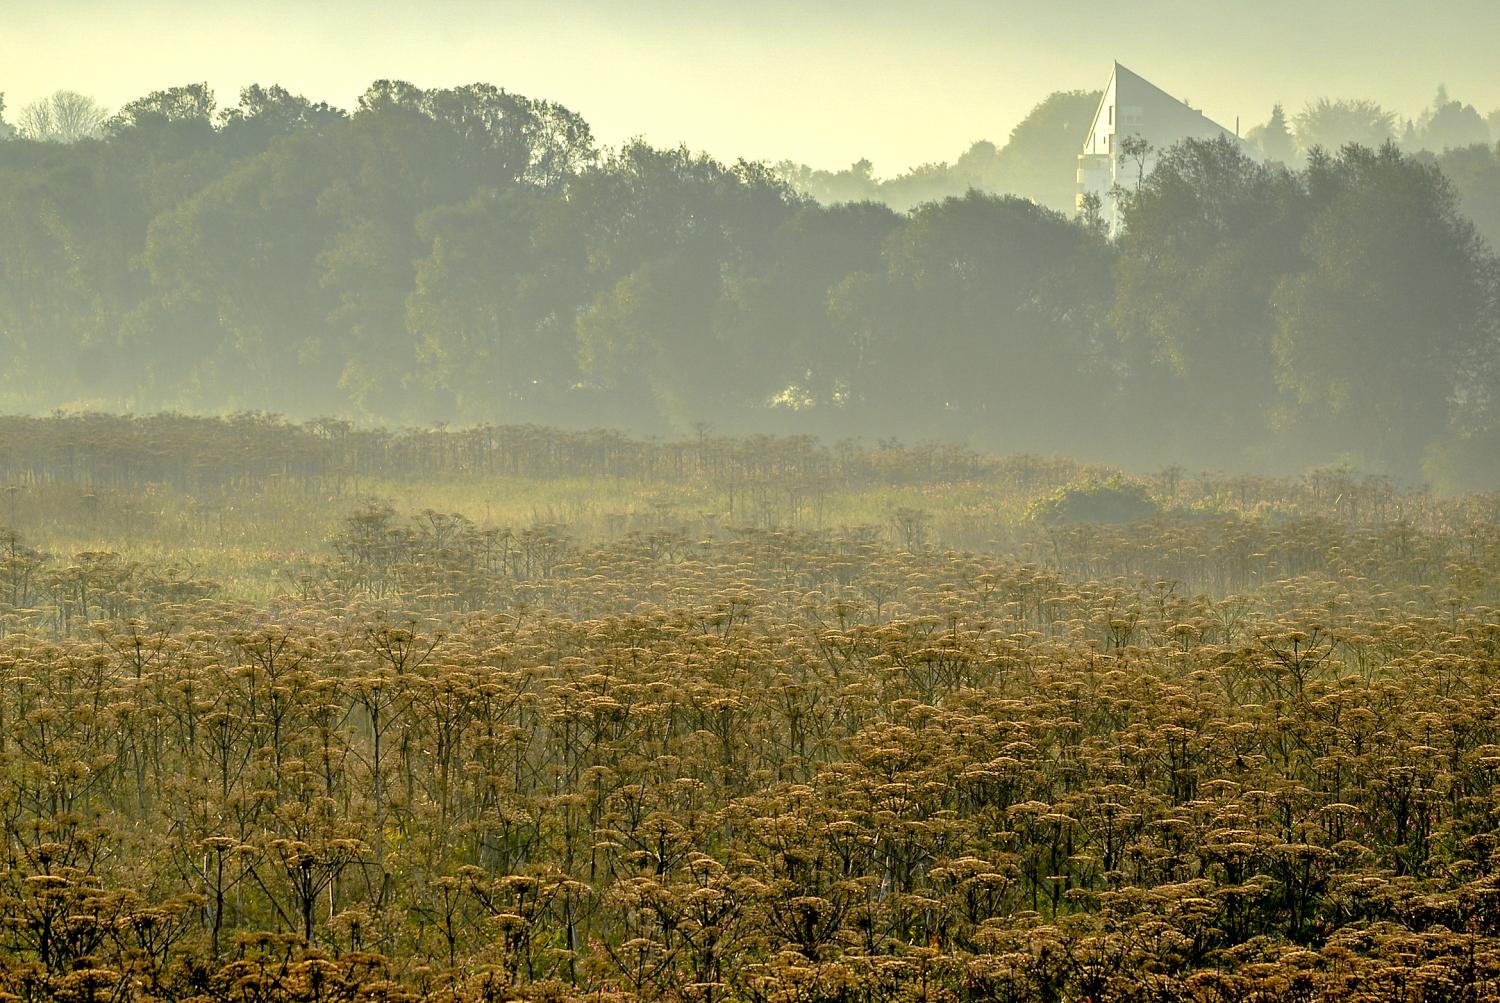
521 98 598 187
831 191 1113 447
105 83 221 180
108 82 216 133
774 90 1101 214
140 130 338 410
16 90 108 143
1077 190 1108 236
989 89 1104 211
1273 145 1492 475
714 200 902 428
563 142 797 428
1435 142 1500 251
1112 137 1303 465
576 254 724 432
354 80 595 189
1117 134 1154 192
217 84 346 155
0 143 148 402
317 81 596 419
775 158 880 206
1292 98 1396 154
1405 85 1490 153
1246 103 1298 165
406 187 573 417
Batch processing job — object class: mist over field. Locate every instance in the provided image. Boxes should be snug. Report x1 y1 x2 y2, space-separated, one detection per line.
4 4 1500 1001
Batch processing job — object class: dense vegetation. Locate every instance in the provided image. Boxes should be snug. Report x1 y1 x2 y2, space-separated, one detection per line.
0 415 1498 1000
787 88 1500 214
2 82 1500 483
775 90 1104 213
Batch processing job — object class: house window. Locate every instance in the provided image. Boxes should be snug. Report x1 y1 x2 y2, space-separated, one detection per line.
1108 106 1113 125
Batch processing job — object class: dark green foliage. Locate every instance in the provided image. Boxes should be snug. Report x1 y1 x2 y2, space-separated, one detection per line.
830 191 1114 444
1272 145 1491 475
1112 138 1303 462
0 81 1498 482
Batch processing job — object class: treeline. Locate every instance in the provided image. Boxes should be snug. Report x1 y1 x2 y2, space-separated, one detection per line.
780 88 1500 217
775 90 1103 213
2 82 1500 483
0 413 992 495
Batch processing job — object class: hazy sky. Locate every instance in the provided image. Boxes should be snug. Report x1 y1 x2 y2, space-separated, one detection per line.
3 0 1498 173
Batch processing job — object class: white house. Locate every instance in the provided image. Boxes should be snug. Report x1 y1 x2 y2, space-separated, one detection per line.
1077 63 1258 226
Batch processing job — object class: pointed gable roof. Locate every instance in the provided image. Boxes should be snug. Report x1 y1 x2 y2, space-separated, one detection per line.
1082 64 1117 143
1078 61 1256 162
1112 62 1241 140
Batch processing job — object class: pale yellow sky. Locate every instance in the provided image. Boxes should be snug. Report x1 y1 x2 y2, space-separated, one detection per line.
3 0 1497 173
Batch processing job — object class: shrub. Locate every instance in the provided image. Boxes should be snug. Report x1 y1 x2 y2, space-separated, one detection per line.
1026 476 1160 525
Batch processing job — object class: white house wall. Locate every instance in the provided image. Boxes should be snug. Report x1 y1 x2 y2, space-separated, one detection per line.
1076 63 1257 228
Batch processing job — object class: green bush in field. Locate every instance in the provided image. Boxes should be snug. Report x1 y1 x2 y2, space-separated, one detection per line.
1026 475 1160 525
